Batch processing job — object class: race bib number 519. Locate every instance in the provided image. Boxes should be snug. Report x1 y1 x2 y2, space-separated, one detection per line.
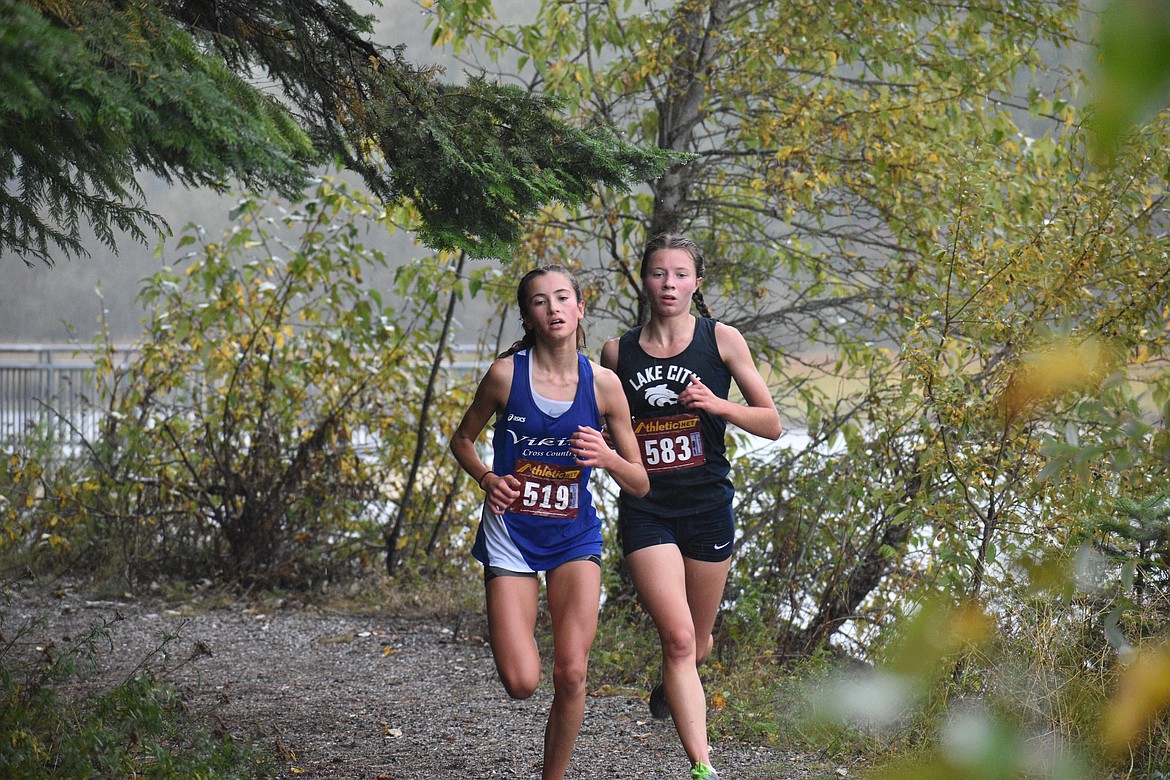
633 413 706 473
508 459 581 519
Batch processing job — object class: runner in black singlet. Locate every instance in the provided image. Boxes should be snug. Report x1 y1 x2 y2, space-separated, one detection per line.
601 234 782 780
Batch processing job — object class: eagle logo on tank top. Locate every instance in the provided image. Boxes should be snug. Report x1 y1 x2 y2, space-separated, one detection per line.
644 383 677 407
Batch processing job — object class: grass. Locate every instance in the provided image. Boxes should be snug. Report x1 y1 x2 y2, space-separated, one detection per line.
0 585 274 779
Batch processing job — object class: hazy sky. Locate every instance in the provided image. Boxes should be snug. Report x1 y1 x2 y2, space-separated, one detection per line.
0 0 486 345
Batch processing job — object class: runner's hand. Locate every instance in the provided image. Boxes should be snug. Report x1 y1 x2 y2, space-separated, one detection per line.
484 472 521 515
570 425 611 468
677 374 722 415
600 423 615 449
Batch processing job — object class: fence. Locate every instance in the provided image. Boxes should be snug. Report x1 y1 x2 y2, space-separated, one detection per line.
0 345 135 443
0 343 488 445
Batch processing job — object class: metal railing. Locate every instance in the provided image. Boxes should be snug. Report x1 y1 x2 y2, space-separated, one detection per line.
0 345 135 443
0 343 488 445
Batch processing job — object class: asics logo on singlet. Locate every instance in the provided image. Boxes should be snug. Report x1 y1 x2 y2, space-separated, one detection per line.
507 414 527 423
644 383 677 407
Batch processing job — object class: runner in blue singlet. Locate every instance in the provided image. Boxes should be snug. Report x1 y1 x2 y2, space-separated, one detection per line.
450 265 647 780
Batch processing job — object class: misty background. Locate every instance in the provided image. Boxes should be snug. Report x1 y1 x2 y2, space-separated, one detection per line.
0 0 524 347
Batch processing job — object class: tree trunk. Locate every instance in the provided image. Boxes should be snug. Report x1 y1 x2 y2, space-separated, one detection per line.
794 465 923 654
648 0 732 240
385 252 465 576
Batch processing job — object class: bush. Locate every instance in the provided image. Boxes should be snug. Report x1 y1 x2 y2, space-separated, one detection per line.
0 589 272 778
4 179 485 590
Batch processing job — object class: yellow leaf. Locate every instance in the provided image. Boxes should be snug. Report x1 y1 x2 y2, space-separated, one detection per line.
711 692 726 710
998 336 1117 419
1101 644 1170 756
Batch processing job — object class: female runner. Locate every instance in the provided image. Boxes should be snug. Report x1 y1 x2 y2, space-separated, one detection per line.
450 265 648 780
601 234 782 780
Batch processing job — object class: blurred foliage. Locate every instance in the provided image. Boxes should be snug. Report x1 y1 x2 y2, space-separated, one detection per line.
1092 0 1170 160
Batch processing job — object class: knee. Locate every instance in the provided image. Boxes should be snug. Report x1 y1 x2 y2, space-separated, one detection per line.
498 667 540 700
660 625 698 665
551 654 589 699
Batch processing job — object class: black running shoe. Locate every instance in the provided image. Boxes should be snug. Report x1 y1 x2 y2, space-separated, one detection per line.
648 681 670 719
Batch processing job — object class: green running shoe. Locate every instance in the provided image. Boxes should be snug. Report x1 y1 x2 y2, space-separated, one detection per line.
690 762 719 779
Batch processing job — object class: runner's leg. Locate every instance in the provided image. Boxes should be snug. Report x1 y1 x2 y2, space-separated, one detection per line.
684 556 731 666
541 559 601 780
485 574 541 699
626 544 711 768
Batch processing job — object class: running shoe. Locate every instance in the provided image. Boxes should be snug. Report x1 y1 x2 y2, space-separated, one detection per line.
690 762 719 779
648 680 670 719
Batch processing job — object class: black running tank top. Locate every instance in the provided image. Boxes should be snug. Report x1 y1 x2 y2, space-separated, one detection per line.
615 316 734 515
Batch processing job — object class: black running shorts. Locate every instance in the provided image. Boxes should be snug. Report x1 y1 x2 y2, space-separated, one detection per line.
619 504 734 562
483 553 601 583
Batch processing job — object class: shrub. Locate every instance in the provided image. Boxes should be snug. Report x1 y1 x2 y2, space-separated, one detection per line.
0 590 271 778
6 179 484 589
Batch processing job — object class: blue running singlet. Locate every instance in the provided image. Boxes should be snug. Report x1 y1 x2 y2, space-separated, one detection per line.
471 349 603 573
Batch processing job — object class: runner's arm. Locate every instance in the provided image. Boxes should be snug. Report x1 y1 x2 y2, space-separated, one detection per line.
577 365 649 497
686 322 781 439
449 359 521 508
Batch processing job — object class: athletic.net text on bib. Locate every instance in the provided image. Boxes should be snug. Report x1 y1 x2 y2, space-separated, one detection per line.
509 459 582 519
632 413 706 473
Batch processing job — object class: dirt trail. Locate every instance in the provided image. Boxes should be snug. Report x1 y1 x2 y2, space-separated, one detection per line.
4 584 849 779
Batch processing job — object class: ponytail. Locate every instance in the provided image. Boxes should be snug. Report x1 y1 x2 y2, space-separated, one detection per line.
497 330 537 360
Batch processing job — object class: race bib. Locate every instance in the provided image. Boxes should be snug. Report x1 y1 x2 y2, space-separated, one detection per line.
632 413 706 473
508 459 582 519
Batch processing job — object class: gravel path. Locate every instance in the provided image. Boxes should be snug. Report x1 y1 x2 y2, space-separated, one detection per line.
3 583 851 779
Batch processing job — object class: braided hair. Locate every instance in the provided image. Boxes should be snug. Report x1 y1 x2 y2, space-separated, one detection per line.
637 233 713 324
498 265 588 359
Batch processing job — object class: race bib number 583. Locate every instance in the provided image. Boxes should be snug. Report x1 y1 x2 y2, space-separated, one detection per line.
508 459 581 519
633 413 706 473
